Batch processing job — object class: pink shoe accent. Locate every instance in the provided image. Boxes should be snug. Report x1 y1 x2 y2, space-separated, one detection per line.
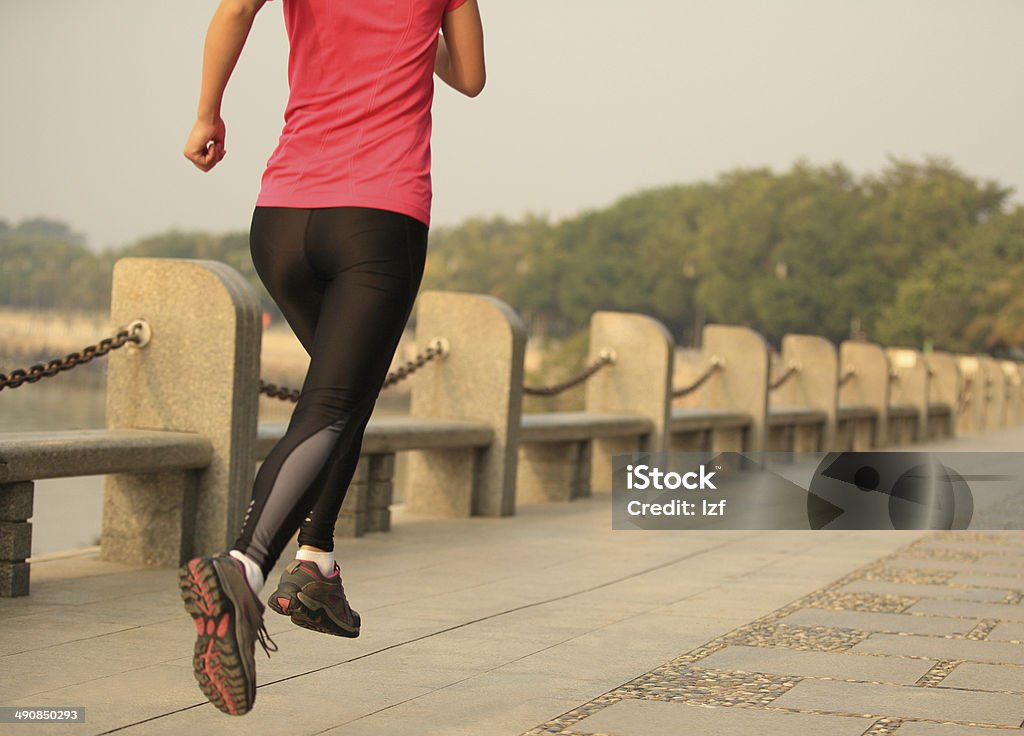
188 559 216 616
198 638 238 715
296 559 340 578
217 612 230 638
277 597 291 612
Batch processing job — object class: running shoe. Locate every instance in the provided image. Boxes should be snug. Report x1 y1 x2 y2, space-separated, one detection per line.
179 553 278 716
267 559 361 638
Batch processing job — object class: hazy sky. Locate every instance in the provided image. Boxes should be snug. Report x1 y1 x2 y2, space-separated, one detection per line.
2 1 1022 252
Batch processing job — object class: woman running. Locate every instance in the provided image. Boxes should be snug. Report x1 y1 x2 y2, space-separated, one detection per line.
178 0 485 716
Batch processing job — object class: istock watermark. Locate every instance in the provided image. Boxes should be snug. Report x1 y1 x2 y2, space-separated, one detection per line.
625 463 718 490
611 451 1024 531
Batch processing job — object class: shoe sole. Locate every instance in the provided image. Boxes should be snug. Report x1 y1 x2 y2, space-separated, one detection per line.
178 558 255 715
268 589 360 638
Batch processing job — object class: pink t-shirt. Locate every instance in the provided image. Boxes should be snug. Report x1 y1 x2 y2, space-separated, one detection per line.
256 0 468 227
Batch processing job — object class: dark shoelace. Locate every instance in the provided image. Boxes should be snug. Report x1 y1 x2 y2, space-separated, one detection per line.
255 620 279 657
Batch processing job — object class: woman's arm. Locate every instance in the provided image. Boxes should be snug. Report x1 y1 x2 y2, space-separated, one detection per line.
184 0 268 172
435 0 485 98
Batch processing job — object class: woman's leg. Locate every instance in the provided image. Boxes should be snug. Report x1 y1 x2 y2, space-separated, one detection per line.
234 205 428 579
244 206 373 558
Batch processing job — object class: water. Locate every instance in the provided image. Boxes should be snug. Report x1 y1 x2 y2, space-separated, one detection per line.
0 366 411 557
0 367 108 556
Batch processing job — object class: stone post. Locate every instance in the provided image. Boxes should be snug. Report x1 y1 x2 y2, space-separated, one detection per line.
406 291 526 517
956 356 983 435
886 346 928 442
839 341 890 448
980 356 1006 431
1002 361 1023 427
776 334 839 451
692 325 770 453
584 311 674 491
923 350 960 439
103 258 261 566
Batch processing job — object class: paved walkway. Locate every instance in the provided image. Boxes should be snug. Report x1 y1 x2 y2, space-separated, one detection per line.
1 426 1022 735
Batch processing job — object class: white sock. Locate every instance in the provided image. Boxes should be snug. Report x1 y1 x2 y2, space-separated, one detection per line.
295 547 336 577
229 550 265 595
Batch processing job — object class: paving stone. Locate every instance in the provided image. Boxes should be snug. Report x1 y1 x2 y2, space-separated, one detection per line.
906 599 1024 622
770 679 1024 726
988 622 1024 642
913 536 1024 548
949 573 1024 590
895 722 1024 736
851 634 1024 665
939 662 1024 693
887 558 1022 576
571 698 870 736
840 580 1010 603
777 608 979 636
956 550 1024 562
693 644 935 684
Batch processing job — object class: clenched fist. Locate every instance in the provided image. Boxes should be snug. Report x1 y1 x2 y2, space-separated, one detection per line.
184 117 227 172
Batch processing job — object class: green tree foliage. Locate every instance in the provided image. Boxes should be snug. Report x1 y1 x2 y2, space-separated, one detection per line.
0 219 94 310
876 204 1024 352
3 157 1021 356
0 223 277 319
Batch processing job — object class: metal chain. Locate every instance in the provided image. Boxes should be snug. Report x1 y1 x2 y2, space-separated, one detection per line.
0 321 149 392
258 380 301 403
381 342 445 389
259 339 447 403
523 350 615 397
672 358 722 398
957 376 973 415
768 363 800 391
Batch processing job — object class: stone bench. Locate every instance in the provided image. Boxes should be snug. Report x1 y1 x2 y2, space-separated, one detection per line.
888 401 921 445
767 405 829 452
926 401 955 440
836 404 879 450
258 416 493 537
516 411 653 503
669 407 752 452
0 429 213 597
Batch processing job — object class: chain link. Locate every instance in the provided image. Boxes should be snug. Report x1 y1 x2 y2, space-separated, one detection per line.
522 350 615 397
672 358 722 398
956 376 973 415
768 363 800 391
0 323 147 392
260 340 447 403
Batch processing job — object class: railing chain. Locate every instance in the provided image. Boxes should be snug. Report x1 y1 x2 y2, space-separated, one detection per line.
768 362 800 391
957 376 973 415
259 338 448 403
0 320 150 392
523 349 615 397
672 357 723 398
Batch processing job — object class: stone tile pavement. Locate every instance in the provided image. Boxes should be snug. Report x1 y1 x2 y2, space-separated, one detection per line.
1 422 1023 735
525 531 1024 736
0 496 931 736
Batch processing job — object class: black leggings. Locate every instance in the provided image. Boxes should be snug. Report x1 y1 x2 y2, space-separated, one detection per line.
231 206 428 578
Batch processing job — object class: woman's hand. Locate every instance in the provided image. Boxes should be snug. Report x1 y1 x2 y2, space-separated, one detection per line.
184 0 266 172
184 117 227 172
